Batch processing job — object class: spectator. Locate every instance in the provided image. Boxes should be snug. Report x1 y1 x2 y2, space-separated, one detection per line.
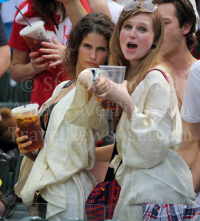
152 0 200 199
0 13 10 78
14 13 114 221
105 0 123 23
0 0 23 40
181 60 200 196
88 2 196 220
9 0 91 108
9 0 119 108
181 60 200 138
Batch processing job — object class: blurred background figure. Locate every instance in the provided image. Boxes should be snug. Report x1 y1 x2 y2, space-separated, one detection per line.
192 0 200 59
9 0 120 108
0 0 23 41
105 0 123 23
0 13 10 78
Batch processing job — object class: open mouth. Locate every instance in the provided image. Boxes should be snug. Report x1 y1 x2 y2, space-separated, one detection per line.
127 42 138 49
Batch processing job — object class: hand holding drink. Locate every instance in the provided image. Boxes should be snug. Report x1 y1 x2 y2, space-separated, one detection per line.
87 68 109 99
15 128 33 154
98 65 126 110
40 37 66 67
12 104 43 152
20 21 50 60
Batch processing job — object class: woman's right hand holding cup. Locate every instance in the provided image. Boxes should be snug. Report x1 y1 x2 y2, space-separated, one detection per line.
29 52 50 75
88 74 110 98
15 128 32 154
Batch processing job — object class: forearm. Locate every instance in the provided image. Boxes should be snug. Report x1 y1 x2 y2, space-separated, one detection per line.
119 94 135 121
96 144 114 162
106 81 135 121
10 62 36 82
0 45 11 77
10 49 38 82
86 0 111 19
64 0 88 26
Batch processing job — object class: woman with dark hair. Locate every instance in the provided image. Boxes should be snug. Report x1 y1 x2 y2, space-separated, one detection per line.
64 14 115 185
9 0 91 107
15 13 115 221
9 0 112 107
63 12 114 77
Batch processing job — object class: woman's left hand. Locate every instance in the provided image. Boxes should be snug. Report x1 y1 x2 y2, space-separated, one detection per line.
40 37 66 67
99 78 129 103
88 75 109 97
88 75 129 104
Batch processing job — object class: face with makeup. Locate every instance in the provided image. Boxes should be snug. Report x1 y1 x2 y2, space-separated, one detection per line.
119 13 155 68
76 32 109 76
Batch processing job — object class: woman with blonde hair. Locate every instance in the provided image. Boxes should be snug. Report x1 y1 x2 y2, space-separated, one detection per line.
89 1 196 220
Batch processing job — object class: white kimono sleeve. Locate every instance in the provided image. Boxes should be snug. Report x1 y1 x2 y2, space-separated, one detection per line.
64 79 109 142
122 75 173 169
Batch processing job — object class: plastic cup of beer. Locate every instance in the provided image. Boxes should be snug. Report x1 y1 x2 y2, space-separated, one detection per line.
19 21 50 60
99 65 126 110
11 104 44 151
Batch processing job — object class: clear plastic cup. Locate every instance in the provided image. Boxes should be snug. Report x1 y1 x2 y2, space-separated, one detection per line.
99 65 126 84
99 65 126 110
20 21 50 60
11 104 44 151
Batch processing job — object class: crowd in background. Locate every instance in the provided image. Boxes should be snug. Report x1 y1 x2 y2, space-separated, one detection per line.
0 0 200 220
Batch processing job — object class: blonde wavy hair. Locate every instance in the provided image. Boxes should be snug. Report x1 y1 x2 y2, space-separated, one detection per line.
109 4 165 94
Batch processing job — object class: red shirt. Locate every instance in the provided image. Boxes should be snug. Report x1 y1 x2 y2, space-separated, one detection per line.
9 0 90 107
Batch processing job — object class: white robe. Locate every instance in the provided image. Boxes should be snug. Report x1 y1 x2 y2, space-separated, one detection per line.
14 75 109 220
109 68 195 221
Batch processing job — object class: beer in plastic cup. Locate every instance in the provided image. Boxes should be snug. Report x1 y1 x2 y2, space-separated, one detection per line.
19 21 50 60
99 65 126 110
11 104 43 151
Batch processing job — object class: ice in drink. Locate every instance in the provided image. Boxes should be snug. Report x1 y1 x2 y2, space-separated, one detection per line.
11 104 43 151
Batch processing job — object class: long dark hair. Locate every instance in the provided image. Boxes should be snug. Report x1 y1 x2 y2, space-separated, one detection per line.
63 13 115 79
31 0 66 24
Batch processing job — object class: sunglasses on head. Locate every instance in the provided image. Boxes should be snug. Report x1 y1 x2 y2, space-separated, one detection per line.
123 0 157 13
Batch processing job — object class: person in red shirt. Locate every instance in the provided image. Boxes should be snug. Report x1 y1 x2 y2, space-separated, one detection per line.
9 0 111 107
